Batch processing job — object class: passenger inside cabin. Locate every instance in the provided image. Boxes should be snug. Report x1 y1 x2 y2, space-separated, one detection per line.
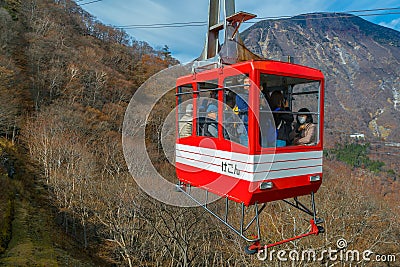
260 83 271 108
259 87 276 147
291 108 316 145
235 77 250 146
259 85 271 110
236 77 250 110
209 90 217 101
205 104 218 138
222 92 236 141
203 90 217 111
270 91 294 147
179 104 193 138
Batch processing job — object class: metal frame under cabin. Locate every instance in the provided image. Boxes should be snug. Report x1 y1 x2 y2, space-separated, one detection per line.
175 182 323 249
175 59 325 206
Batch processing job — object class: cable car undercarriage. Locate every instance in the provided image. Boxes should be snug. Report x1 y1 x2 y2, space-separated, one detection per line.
176 182 324 254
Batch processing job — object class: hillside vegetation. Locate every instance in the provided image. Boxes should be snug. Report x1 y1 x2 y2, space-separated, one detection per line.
0 0 399 266
326 143 385 172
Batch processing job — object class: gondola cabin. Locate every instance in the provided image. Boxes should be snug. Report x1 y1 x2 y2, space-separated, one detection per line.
176 60 324 206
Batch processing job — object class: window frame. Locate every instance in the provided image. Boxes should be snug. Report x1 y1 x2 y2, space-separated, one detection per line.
256 71 323 152
196 79 221 138
176 83 194 139
222 74 251 147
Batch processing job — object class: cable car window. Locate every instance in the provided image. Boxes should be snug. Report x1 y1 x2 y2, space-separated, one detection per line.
223 74 249 146
258 85 276 148
291 81 321 145
259 74 321 147
177 84 193 138
197 80 219 137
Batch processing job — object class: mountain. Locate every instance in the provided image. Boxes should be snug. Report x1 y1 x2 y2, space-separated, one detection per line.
241 13 400 145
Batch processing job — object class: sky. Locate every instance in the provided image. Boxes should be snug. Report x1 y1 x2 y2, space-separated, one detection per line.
79 0 400 63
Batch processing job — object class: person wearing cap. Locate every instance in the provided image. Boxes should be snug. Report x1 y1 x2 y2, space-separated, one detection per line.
205 104 218 138
179 104 193 138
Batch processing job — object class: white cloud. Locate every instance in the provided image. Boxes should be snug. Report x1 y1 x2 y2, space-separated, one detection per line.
379 18 400 32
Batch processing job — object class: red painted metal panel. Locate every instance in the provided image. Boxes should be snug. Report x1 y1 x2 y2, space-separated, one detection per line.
175 60 324 205
176 163 322 206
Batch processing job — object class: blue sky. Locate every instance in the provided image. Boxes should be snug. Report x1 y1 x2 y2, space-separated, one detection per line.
79 0 400 63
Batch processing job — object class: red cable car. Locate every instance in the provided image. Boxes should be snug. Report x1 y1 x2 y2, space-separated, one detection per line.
175 0 324 254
